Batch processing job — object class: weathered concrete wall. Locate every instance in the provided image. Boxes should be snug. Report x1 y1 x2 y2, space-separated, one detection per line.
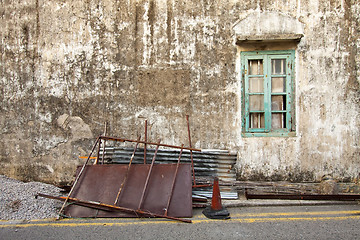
234 0 360 182
0 0 359 184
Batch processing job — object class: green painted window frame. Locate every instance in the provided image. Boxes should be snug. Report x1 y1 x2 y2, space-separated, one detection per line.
241 50 296 137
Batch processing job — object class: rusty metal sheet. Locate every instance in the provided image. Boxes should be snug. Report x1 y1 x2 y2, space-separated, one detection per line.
64 164 192 218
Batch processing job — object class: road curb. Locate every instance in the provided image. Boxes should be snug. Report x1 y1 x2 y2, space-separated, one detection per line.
222 199 360 208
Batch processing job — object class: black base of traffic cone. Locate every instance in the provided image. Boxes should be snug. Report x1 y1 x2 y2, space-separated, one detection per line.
202 177 230 220
202 206 230 219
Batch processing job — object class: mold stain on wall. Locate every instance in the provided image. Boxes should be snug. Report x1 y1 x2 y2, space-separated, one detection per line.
0 0 359 184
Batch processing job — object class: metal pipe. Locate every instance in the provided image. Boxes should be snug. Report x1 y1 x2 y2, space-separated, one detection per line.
138 140 161 210
192 184 213 188
99 135 201 152
94 139 101 165
186 115 196 186
38 193 191 223
114 136 141 205
164 145 184 216
101 122 108 164
58 137 100 219
144 120 147 164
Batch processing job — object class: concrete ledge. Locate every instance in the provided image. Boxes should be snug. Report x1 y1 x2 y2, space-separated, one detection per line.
236 33 303 44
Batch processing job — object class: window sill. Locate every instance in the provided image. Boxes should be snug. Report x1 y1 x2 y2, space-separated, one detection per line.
241 132 296 138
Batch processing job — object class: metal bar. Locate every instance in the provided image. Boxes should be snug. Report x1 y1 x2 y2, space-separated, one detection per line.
38 193 191 223
164 145 184 216
94 139 101 165
245 192 360 201
192 184 213 188
58 137 100 218
144 120 147 164
38 193 114 212
192 203 208 208
192 196 208 203
99 136 201 152
186 115 196 186
138 140 161 210
101 122 108 164
79 156 97 159
114 136 141 205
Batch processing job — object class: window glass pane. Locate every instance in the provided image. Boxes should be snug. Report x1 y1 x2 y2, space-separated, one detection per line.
249 77 264 93
271 77 285 93
271 95 286 110
272 113 286 129
250 113 265 128
249 60 263 75
271 59 286 74
249 95 264 111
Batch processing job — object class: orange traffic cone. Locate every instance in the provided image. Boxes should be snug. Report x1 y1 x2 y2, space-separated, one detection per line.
202 177 230 219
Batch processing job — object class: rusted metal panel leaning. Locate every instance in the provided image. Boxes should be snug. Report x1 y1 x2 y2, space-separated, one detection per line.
37 135 195 223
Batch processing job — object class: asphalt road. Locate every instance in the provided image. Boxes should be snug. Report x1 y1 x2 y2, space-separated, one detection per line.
1 204 360 240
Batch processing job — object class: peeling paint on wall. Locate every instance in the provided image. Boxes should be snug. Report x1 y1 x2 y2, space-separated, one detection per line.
0 0 359 184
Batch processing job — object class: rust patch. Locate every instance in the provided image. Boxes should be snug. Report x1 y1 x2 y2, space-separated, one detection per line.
64 164 192 218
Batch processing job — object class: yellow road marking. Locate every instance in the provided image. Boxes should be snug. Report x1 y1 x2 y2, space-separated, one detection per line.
0 220 177 228
193 215 360 224
193 210 360 219
1 210 359 228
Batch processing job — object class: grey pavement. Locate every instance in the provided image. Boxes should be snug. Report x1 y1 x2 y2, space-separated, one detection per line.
1 205 360 240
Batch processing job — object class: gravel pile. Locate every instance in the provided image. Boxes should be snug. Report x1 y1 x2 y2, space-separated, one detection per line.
0 175 64 220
